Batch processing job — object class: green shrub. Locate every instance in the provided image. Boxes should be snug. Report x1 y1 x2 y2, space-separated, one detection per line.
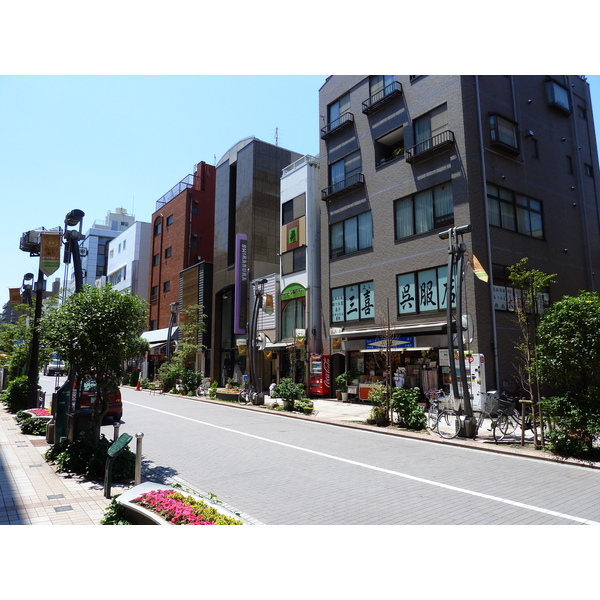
541 393 600 457
45 431 135 479
100 496 133 525
1 377 30 413
15 411 49 435
140 377 150 389
209 380 218 398
391 387 426 430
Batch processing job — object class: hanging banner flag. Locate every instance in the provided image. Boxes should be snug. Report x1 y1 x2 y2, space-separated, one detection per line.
9 288 21 304
466 251 489 283
40 231 61 276
264 293 274 315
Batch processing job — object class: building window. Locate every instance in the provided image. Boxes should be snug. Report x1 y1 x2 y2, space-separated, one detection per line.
282 193 305 225
489 114 519 152
394 182 453 239
151 285 158 299
281 247 306 275
122 240 126 251
567 155 573 174
414 104 448 148
530 138 539 159
329 151 361 195
281 299 305 340
165 246 172 259
331 212 373 258
487 183 544 239
546 80 571 114
163 281 170 292
154 221 162 236
152 253 160 266
397 266 456 315
585 163 594 177
150 320 157 330
375 127 404 166
578 106 587 120
109 266 127 285
331 281 375 324
166 215 174 226
328 92 351 126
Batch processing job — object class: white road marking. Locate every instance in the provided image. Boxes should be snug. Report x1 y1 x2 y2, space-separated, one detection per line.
127 400 600 525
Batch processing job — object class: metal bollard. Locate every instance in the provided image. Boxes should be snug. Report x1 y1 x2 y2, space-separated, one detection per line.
113 421 121 440
135 432 144 485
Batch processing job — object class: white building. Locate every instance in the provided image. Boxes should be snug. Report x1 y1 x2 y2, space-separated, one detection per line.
103 221 151 299
67 208 135 293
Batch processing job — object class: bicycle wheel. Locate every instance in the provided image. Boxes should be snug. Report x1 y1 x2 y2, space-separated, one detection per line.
493 413 516 442
436 409 461 439
427 407 439 430
503 410 519 436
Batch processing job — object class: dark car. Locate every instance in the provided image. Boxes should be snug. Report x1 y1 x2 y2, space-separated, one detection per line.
78 378 123 423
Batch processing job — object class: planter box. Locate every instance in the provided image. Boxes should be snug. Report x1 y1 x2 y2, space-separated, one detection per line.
215 390 241 402
116 482 246 525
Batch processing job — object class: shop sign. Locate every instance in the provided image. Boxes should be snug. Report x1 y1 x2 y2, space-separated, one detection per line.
365 337 415 350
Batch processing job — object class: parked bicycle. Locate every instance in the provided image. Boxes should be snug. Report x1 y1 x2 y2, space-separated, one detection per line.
426 388 462 439
492 393 522 442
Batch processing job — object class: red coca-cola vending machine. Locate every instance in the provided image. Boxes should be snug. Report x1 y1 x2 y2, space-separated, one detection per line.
309 353 331 397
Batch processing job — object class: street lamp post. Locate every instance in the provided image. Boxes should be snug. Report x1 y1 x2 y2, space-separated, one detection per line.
439 224 477 438
25 269 46 408
166 302 180 361
248 278 267 405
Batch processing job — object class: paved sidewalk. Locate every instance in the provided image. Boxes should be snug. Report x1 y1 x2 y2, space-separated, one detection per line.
2 393 597 525
0 406 130 525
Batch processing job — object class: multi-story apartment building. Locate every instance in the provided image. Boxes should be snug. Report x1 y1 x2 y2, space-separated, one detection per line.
102 220 151 298
318 75 600 403
148 161 216 331
145 161 216 378
210 137 301 388
277 154 323 391
68 207 135 292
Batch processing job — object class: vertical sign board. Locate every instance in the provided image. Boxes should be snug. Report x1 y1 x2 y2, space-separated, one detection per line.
234 234 248 335
40 231 61 276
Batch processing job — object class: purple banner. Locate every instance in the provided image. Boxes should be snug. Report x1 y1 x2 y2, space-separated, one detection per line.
234 234 248 334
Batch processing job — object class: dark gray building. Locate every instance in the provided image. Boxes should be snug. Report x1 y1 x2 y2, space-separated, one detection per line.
210 137 302 387
318 75 600 402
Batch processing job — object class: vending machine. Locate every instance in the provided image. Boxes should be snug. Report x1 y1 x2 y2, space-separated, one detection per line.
309 353 331 397
452 352 486 411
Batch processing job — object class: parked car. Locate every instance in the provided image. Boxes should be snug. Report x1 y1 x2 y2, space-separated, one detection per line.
45 358 66 377
78 378 123 424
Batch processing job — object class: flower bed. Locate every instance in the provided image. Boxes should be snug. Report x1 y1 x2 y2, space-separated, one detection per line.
115 482 245 525
214 389 241 402
24 408 51 418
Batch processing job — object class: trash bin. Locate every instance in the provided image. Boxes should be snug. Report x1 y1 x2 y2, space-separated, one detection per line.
67 407 93 442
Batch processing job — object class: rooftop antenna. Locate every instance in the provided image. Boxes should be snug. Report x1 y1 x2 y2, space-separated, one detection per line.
275 127 279 146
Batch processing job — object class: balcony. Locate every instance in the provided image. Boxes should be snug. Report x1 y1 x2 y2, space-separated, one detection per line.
321 173 365 201
362 81 403 114
321 112 354 139
405 130 455 164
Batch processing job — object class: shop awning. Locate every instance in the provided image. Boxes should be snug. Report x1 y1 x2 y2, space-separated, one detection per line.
141 327 179 345
341 322 446 337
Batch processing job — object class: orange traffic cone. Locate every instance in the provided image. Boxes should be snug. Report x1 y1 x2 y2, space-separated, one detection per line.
136 380 141 391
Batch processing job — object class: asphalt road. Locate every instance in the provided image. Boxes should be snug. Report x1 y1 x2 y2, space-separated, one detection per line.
95 384 600 526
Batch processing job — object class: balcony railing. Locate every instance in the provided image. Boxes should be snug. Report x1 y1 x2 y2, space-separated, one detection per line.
362 81 403 114
321 172 365 200
405 130 455 164
321 112 354 139
155 174 194 211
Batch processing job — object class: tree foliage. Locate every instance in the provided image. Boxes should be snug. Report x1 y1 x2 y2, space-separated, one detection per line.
40 284 149 438
536 290 600 455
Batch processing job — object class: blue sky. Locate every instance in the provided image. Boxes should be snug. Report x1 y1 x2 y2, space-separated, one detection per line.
2 74 600 305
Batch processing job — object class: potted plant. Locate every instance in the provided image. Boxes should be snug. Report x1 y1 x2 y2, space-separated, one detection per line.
391 387 426 430
273 378 304 411
335 371 352 402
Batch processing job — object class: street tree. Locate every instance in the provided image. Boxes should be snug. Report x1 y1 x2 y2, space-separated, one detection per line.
536 290 600 455
157 304 206 394
41 284 149 441
507 258 556 448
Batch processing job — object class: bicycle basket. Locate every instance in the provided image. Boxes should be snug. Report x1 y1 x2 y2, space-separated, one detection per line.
484 395 499 415
497 397 515 412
